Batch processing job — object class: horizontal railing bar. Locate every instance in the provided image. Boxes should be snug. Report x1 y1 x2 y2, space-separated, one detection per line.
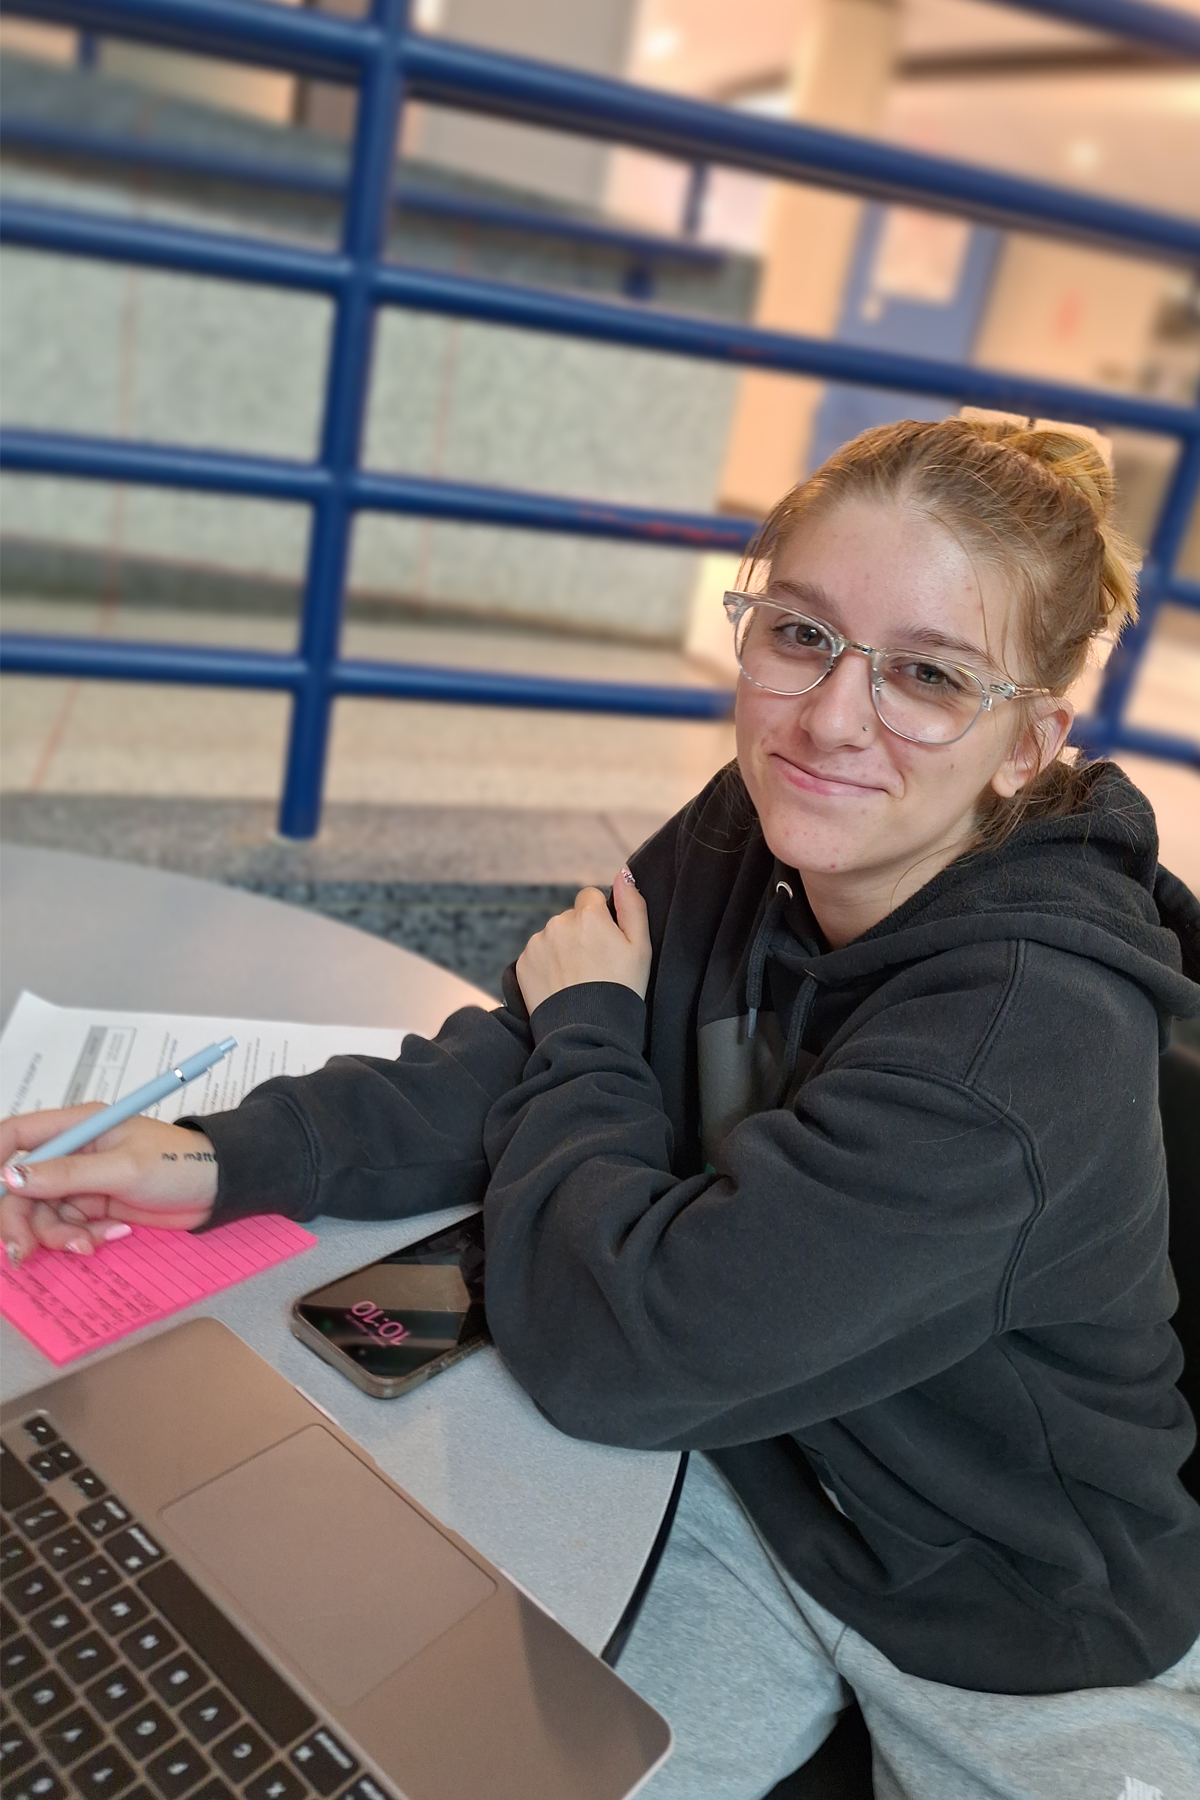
4 201 1196 440
0 428 759 551
372 262 1200 440
401 37 1200 267
397 180 722 266
352 468 757 549
0 118 725 268
0 198 349 292
7 4 1200 266
1071 716 1200 766
13 0 1200 71
1166 577 1200 611
4 0 372 81
1001 0 1200 58
0 427 331 501
10 428 1192 611
0 117 346 197
332 658 736 718
5 640 1196 747
0 633 307 689
0 632 738 720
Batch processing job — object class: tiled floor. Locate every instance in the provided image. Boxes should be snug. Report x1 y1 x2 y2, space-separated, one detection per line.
2 595 1197 893
0 599 737 822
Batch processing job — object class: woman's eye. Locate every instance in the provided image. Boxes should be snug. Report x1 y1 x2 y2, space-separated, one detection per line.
773 620 826 650
893 659 970 695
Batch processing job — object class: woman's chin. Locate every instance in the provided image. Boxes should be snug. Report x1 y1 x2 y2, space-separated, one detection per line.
759 810 878 879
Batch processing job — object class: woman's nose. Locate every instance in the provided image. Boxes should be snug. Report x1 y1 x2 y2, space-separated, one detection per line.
796 649 878 746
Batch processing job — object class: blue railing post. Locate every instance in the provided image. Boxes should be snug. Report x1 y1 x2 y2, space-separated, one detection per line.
1083 428 1200 757
277 0 408 840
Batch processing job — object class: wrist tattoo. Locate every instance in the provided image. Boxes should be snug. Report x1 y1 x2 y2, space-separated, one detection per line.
182 1151 216 1162
161 1152 178 1161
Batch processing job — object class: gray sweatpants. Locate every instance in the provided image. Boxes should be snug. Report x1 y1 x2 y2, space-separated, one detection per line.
618 1454 1200 1800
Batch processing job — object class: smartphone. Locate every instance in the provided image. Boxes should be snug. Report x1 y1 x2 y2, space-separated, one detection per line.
290 1212 489 1399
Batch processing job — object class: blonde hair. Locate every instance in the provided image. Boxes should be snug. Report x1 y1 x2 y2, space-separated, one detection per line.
741 415 1141 845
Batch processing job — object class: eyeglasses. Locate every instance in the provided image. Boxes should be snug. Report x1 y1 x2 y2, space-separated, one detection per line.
723 593 1048 747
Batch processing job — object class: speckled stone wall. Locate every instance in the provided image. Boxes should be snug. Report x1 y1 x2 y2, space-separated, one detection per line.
0 55 759 644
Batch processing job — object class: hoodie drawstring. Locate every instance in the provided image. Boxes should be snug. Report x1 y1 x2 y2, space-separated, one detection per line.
746 879 793 1039
775 975 818 1107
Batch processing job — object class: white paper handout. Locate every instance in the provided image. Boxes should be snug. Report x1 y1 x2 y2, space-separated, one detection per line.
0 991 409 1123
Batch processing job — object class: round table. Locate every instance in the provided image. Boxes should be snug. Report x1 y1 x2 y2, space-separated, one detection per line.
0 845 680 1654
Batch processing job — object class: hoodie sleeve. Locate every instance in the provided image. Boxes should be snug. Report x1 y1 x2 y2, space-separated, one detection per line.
479 981 1042 1451
189 779 724 1234
192 970 534 1229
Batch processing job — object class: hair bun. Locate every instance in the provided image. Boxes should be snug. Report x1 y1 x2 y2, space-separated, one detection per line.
957 412 1138 636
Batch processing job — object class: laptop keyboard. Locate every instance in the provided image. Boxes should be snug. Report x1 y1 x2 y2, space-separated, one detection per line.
1 1421 393 1800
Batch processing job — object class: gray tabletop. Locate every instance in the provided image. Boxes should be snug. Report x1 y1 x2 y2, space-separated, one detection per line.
0 845 679 1653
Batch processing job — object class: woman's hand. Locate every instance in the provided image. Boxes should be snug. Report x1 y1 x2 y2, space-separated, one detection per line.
0 1107 219 1264
516 868 652 1017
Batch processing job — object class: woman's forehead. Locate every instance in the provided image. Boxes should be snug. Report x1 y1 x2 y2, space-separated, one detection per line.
770 498 1012 659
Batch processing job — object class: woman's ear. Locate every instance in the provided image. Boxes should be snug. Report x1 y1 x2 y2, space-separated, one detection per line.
990 699 1074 799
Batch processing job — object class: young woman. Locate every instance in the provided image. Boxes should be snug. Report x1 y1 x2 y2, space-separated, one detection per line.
4 418 1199 1799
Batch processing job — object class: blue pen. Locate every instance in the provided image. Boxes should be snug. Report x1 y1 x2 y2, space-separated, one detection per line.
6 1037 237 1178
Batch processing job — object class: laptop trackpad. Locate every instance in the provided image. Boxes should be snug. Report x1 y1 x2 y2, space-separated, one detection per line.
160 1425 495 1707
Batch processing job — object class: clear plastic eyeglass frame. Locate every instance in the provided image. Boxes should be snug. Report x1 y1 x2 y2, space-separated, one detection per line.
722 591 1049 748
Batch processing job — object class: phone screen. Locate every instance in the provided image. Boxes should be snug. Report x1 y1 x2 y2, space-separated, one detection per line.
294 1213 488 1384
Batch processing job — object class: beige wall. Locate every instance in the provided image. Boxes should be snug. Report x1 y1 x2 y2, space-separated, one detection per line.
717 0 900 516
973 237 1170 394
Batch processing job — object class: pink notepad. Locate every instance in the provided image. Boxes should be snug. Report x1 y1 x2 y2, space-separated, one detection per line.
0 1216 318 1366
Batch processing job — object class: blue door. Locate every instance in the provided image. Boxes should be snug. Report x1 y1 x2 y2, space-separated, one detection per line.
806 204 1002 473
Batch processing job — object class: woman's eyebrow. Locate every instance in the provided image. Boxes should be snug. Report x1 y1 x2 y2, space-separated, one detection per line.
767 578 833 611
894 625 993 664
767 581 992 665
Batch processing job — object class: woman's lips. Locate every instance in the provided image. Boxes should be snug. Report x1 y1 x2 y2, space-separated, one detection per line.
770 754 889 798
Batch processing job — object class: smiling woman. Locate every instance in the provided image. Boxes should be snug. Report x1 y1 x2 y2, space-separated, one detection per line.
727 415 1140 943
3 419 1199 1800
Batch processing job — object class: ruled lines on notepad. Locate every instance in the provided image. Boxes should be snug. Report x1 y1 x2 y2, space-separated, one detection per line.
0 1215 318 1364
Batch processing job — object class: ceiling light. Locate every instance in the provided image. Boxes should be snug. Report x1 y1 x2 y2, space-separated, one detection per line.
1066 139 1102 173
642 25 683 62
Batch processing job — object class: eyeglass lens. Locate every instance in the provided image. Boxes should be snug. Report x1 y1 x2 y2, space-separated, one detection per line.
734 603 985 745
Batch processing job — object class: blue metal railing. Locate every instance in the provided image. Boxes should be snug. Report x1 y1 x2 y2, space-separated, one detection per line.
0 116 726 299
1 0 1197 837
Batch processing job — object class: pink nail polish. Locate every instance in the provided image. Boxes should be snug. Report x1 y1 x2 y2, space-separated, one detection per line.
64 1241 86 1255
2 1164 26 1190
100 1223 132 1242
5 1242 23 1265
620 866 638 889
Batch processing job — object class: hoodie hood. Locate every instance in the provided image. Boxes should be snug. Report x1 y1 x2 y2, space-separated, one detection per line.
763 761 1200 1032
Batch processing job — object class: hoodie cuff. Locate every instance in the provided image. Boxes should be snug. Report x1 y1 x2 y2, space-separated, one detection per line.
528 982 647 1055
177 1096 315 1231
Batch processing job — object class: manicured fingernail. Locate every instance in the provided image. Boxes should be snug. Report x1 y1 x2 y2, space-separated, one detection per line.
620 866 638 888
64 1239 91 1256
2 1164 26 1190
6 1241 23 1265
58 1202 86 1223
100 1223 132 1242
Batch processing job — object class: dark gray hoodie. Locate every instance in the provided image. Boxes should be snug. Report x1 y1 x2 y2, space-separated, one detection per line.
197 761 1200 1695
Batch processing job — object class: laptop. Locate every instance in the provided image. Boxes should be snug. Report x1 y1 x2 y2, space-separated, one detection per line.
0 1317 672 1800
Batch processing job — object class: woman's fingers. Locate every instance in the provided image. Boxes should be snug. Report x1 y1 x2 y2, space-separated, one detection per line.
515 873 652 1011
0 1118 218 1261
30 1200 98 1257
0 1103 106 1169
1 1148 133 1209
612 866 650 949
0 1192 37 1264
0 1192 99 1263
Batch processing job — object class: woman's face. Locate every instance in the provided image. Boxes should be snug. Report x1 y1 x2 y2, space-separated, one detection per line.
735 496 1063 914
